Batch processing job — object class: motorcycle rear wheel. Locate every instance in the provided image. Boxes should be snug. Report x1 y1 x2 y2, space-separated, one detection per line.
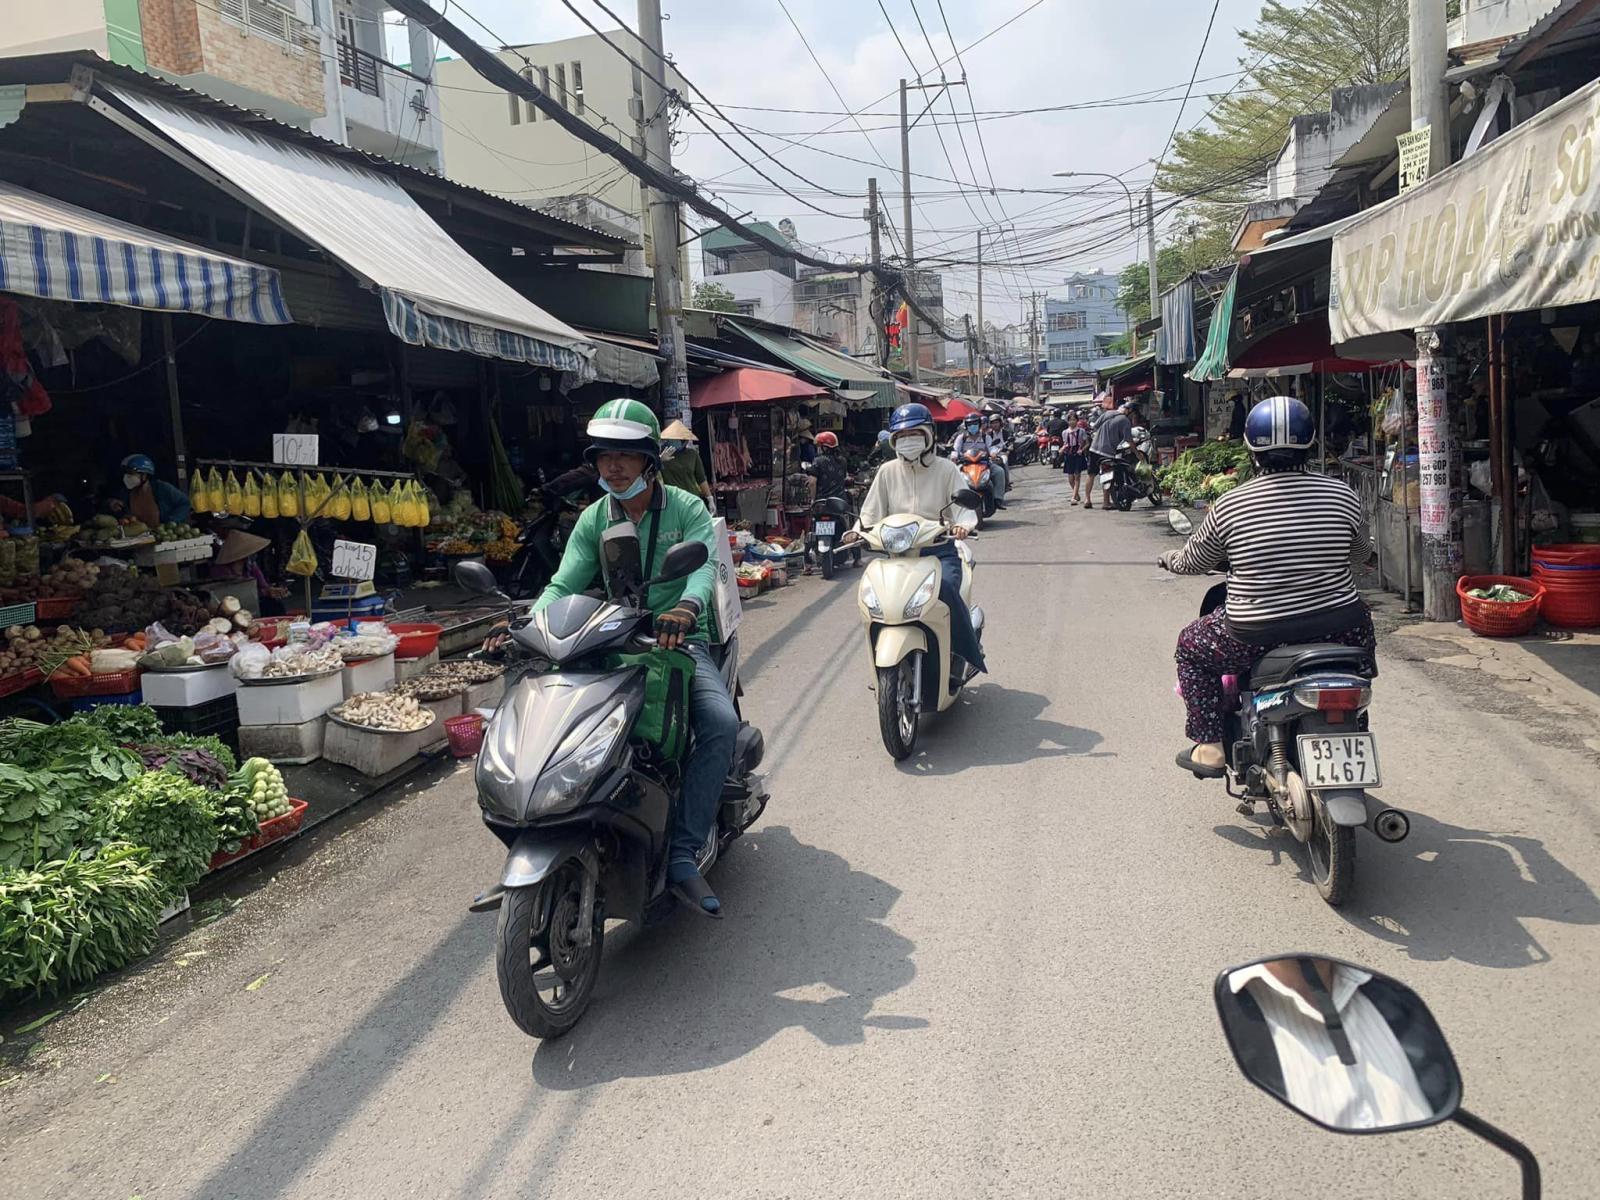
877 656 919 761
496 867 603 1039
821 548 835 580
1114 487 1134 512
1308 804 1355 906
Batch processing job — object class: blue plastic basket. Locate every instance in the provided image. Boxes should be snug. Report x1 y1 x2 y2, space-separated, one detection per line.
70 691 144 713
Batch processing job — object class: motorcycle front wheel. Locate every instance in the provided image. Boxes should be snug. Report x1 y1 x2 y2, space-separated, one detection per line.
496 866 604 1039
1308 804 1355 906
877 655 920 760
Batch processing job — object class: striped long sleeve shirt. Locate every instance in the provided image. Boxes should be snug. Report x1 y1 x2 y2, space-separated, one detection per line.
1170 470 1374 641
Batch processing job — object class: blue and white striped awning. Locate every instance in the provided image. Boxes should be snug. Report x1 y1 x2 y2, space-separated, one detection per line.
0 180 290 324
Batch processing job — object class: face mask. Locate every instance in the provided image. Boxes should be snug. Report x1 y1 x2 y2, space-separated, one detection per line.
123 473 144 490
600 475 650 501
894 434 929 462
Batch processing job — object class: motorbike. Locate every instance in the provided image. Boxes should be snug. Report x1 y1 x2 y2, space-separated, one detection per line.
1163 510 1407 906
808 494 863 580
956 450 999 521
452 541 769 1040
1215 953 1540 1197
1045 434 1064 469
505 487 578 600
1008 432 1038 467
1103 428 1163 510
855 489 986 760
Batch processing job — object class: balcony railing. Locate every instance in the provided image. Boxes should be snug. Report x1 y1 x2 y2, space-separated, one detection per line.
337 40 431 99
216 0 319 54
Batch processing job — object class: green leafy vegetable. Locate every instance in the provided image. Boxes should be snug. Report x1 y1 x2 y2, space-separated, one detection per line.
0 845 166 997
146 733 237 775
76 704 163 745
96 773 219 899
0 721 142 871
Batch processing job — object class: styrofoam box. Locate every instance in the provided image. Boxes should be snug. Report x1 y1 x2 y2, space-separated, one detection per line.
343 653 396 698
140 665 238 708
236 671 344 726
462 676 505 712
322 720 426 777
419 693 464 726
395 648 439 683
239 716 326 764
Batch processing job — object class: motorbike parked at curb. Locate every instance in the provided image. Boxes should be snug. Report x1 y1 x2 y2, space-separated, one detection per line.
854 489 986 760
1163 509 1407 906
1215 953 1541 1197
1009 431 1038 467
453 542 769 1040
808 495 863 580
1103 427 1163 510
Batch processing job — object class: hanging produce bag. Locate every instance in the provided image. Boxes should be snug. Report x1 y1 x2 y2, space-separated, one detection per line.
328 475 352 521
398 481 421 527
369 481 392 525
188 470 208 515
204 467 226 514
388 480 409 525
417 483 432 528
223 471 244 515
349 477 371 522
242 472 262 518
287 528 318 576
307 472 333 518
277 471 300 518
259 472 279 519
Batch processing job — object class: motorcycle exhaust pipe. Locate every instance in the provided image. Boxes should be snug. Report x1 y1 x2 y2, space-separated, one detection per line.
1361 791 1410 842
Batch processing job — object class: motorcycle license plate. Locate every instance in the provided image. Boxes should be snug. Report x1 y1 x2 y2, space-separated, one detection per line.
814 520 837 536
1099 472 1116 485
1297 733 1381 788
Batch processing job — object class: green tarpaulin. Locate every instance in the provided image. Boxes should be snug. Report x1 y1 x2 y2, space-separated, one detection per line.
1188 270 1237 382
724 319 899 408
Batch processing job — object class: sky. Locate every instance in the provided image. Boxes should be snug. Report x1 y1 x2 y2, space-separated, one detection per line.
395 0 1266 332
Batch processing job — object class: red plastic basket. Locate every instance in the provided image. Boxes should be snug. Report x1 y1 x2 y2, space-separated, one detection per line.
1456 575 1544 637
444 713 485 758
1531 545 1600 629
207 798 309 872
389 622 444 659
0 667 42 699
34 596 80 620
49 667 141 699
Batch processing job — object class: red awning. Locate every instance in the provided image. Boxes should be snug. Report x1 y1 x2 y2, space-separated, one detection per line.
924 395 982 423
690 367 828 409
1232 317 1378 375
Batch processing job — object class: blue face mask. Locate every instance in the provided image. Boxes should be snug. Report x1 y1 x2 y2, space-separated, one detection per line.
601 475 650 501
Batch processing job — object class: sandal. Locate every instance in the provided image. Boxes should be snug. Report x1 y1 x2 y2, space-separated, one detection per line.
669 869 724 920
1176 744 1226 779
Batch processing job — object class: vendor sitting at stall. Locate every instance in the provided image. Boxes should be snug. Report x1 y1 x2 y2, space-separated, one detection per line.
205 528 289 616
115 454 190 527
657 419 714 510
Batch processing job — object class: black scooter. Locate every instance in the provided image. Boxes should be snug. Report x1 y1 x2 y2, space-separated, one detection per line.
808 495 862 580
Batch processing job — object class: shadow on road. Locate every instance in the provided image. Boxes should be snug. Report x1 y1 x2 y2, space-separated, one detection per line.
896 684 1106 775
529 826 922 1089
1211 811 1600 967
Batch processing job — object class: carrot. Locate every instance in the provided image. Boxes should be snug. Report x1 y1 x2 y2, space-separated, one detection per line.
69 656 93 677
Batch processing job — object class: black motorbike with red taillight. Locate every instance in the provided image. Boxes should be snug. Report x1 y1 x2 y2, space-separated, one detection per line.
1170 510 1408 907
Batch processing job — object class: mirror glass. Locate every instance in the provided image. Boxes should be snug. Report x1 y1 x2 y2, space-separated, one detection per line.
659 540 709 581
1168 508 1194 535
453 559 499 595
1215 956 1461 1134
952 488 984 511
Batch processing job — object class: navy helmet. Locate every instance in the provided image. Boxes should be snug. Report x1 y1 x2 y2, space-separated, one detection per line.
1244 395 1315 452
121 453 157 476
889 402 934 434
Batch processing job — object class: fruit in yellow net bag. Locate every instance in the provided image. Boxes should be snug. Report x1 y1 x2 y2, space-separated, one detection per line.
287 528 318 576
328 475 352 520
205 467 226 514
369 482 392 525
242 472 262 518
260 472 279 519
188 471 208 515
349 477 370 522
277 471 300 518
223 471 244 515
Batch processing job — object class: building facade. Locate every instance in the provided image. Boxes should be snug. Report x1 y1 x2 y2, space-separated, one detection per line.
1 2 444 171
1044 269 1126 373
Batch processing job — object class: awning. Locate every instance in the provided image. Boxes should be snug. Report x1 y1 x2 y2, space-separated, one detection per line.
1189 271 1237 381
924 395 981 423
104 84 593 375
0 180 288 323
1229 316 1381 376
573 328 659 389
1097 352 1155 383
722 319 898 408
690 366 827 409
1330 73 1600 342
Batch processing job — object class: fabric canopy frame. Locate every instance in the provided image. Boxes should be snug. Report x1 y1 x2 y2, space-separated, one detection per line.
103 84 593 376
0 179 289 324
690 366 827 409
722 319 898 409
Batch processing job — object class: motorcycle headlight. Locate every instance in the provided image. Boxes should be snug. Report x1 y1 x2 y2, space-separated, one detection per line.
903 570 938 618
528 703 628 815
860 577 884 618
879 521 918 554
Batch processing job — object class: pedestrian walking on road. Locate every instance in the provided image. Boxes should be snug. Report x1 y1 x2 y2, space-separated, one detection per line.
1063 417 1090 503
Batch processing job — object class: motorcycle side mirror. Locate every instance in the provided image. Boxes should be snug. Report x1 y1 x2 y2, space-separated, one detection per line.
454 559 510 602
1214 955 1462 1135
951 487 984 511
1168 509 1194 535
647 539 709 585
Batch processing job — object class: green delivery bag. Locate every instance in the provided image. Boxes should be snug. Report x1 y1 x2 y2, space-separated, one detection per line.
608 646 696 760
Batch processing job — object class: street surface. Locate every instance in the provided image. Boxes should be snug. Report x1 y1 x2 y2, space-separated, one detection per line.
4 468 1599 1199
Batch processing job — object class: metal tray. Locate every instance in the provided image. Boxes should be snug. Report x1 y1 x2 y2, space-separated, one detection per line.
139 658 231 674
237 666 343 687
326 708 436 736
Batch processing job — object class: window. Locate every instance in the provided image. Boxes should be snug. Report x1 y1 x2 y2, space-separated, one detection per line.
509 83 521 125
513 67 531 124
734 300 760 316
571 62 584 115
554 63 568 111
539 67 551 119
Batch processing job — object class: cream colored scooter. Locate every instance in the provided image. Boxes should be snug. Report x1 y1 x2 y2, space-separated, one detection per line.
854 491 985 760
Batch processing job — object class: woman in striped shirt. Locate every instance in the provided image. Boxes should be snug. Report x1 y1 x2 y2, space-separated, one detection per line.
1159 396 1375 777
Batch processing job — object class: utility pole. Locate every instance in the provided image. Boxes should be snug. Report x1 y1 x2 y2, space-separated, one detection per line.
1144 186 1159 340
965 314 976 401
899 76 967 384
867 177 887 368
1409 0 1459 619
1027 292 1043 405
638 0 689 420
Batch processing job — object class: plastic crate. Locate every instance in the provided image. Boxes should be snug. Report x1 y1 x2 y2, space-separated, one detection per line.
0 667 42 699
154 695 241 756
50 668 141 699
207 798 309 872
34 596 79 620
70 691 143 713
0 601 36 630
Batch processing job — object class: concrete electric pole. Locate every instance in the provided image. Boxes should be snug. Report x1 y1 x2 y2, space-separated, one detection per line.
867 177 887 367
899 76 967 385
638 0 689 420
1027 292 1044 405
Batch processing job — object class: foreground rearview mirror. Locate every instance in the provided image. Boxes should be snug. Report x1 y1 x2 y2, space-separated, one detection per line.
653 539 709 584
1168 508 1194 536
1215 955 1462 1134
454 559 505 599
952 488 984 512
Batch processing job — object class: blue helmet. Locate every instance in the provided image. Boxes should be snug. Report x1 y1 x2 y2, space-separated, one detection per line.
121 453 156 476
1244 396 1314 452
889 402 934 434
877 430 891 444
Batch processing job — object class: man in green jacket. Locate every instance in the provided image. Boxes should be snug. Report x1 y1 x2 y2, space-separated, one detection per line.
529 399 737 918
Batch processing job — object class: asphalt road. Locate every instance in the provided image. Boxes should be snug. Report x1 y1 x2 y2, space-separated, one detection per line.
5 467 1599 1199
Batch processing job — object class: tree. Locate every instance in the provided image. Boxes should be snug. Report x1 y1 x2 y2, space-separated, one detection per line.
1117 245 1193 328
1157 0 1411 254
693 281 739 313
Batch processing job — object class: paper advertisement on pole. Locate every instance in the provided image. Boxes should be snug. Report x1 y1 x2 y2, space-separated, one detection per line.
709 517 742 642
1415 356 1452 537
1329 75 1600 344
1396 127 1432 194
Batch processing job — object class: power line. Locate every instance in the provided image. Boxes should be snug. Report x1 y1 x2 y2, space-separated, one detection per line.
1156 0 1223 170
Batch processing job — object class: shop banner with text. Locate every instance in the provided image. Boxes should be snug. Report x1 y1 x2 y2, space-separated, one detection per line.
1330 74 1600 343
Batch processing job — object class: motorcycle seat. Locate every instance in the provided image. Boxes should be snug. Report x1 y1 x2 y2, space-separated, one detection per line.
1250 643 1376 688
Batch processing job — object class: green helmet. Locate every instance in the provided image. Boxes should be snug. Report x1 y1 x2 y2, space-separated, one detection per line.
585 398 662 467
